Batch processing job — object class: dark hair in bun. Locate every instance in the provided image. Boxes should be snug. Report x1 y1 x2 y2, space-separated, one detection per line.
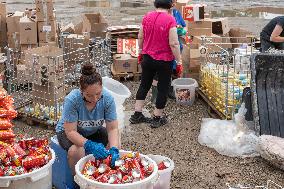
154 0 173 9
80 63 102 91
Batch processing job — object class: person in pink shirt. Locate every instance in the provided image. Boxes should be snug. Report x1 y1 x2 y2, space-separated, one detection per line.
129 0 183 128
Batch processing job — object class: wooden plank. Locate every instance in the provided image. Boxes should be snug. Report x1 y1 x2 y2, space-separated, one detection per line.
197 89 226 120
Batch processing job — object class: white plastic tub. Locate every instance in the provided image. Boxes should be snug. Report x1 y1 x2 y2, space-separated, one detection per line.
0 149 55 189
102 77 131 106
74 150 159 189
147 155 175 189
172 78 198 106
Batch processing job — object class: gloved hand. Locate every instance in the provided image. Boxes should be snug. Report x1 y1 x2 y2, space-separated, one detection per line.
176 64 183 78
84 140 110 160
138 54 143 64
109 147 120 168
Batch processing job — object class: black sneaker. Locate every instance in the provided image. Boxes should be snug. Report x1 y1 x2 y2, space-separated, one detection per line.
150 116 168 128
129 112 152 124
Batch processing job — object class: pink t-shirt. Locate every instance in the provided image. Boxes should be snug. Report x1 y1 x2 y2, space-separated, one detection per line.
142 11 177 61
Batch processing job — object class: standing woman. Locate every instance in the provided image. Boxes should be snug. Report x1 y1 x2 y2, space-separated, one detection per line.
130 0 182 128
56 64 120 177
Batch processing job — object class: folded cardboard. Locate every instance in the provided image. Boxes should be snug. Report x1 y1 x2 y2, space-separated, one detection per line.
6 12 24 34
113 54 138 73
19 16 38 44
182 4 205 22
82 13 108 38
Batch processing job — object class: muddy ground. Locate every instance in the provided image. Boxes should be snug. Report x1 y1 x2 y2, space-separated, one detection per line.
8 0 284 188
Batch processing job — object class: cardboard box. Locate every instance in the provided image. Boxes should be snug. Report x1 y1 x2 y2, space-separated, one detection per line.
24 46 64 84
117 38 138 57
61 23 75 33
35 0 45 21
182 4 205 22
21 44 38 51
38 20 57 42
39 41 57 47
229 28 253 48
82 13 108 38
113 54 138 73
212 18 230 35
7 32 20 49
188 28 212 37
19 16 38 44
32 80 65 106
0 2 7 47
175 0 190 13
46 0 55 21
6 12 24 34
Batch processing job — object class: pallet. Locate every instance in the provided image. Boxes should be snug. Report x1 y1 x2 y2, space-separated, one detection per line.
111 64 141 82
196 89 227 120
16 113 55 130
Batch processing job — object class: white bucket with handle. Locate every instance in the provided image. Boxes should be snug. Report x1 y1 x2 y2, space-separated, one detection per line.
74 150 159 189
0 149 55 189
147 155 175 189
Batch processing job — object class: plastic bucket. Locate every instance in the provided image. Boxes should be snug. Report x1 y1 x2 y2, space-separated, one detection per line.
102 77 131 106
0 149 55 189
172 78 198 106
74 150 159 189
147 155 174 189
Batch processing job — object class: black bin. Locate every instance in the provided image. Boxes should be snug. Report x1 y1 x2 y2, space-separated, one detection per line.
251 53 284 137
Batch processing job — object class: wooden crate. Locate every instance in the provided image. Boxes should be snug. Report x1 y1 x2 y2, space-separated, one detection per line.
111 64 141 82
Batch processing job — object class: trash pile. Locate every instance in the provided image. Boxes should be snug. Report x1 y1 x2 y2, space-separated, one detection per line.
81 152 155 184
198 103 259 157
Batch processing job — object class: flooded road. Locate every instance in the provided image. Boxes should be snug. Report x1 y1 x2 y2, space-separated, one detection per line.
5 0 284 35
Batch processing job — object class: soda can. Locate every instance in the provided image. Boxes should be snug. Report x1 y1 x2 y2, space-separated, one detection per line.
158 159 171 170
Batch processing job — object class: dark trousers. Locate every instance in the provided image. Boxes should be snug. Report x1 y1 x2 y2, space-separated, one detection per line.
136 54 173 109
261 38 284 52
56 126 108 151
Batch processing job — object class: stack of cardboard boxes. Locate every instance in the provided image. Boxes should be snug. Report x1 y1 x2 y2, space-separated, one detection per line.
107 25 140 74
36 0 58 47
180 3 232 79
5 0 58 51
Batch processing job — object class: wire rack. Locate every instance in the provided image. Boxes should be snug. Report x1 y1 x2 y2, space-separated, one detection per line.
199 35 258 119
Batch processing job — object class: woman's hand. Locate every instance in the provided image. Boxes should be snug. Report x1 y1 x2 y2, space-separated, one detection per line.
84 140 110 160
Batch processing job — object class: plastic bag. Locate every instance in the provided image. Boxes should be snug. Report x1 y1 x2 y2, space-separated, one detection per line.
198 103 259 157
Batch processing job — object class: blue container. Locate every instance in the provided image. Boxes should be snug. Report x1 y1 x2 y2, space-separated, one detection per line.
51 136 75 189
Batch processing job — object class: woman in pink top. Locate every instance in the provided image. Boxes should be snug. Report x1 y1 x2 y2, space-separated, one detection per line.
129 0 183 128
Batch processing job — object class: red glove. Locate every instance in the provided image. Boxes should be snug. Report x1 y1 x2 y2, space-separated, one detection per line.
176 64 183 78
138 54 143 64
